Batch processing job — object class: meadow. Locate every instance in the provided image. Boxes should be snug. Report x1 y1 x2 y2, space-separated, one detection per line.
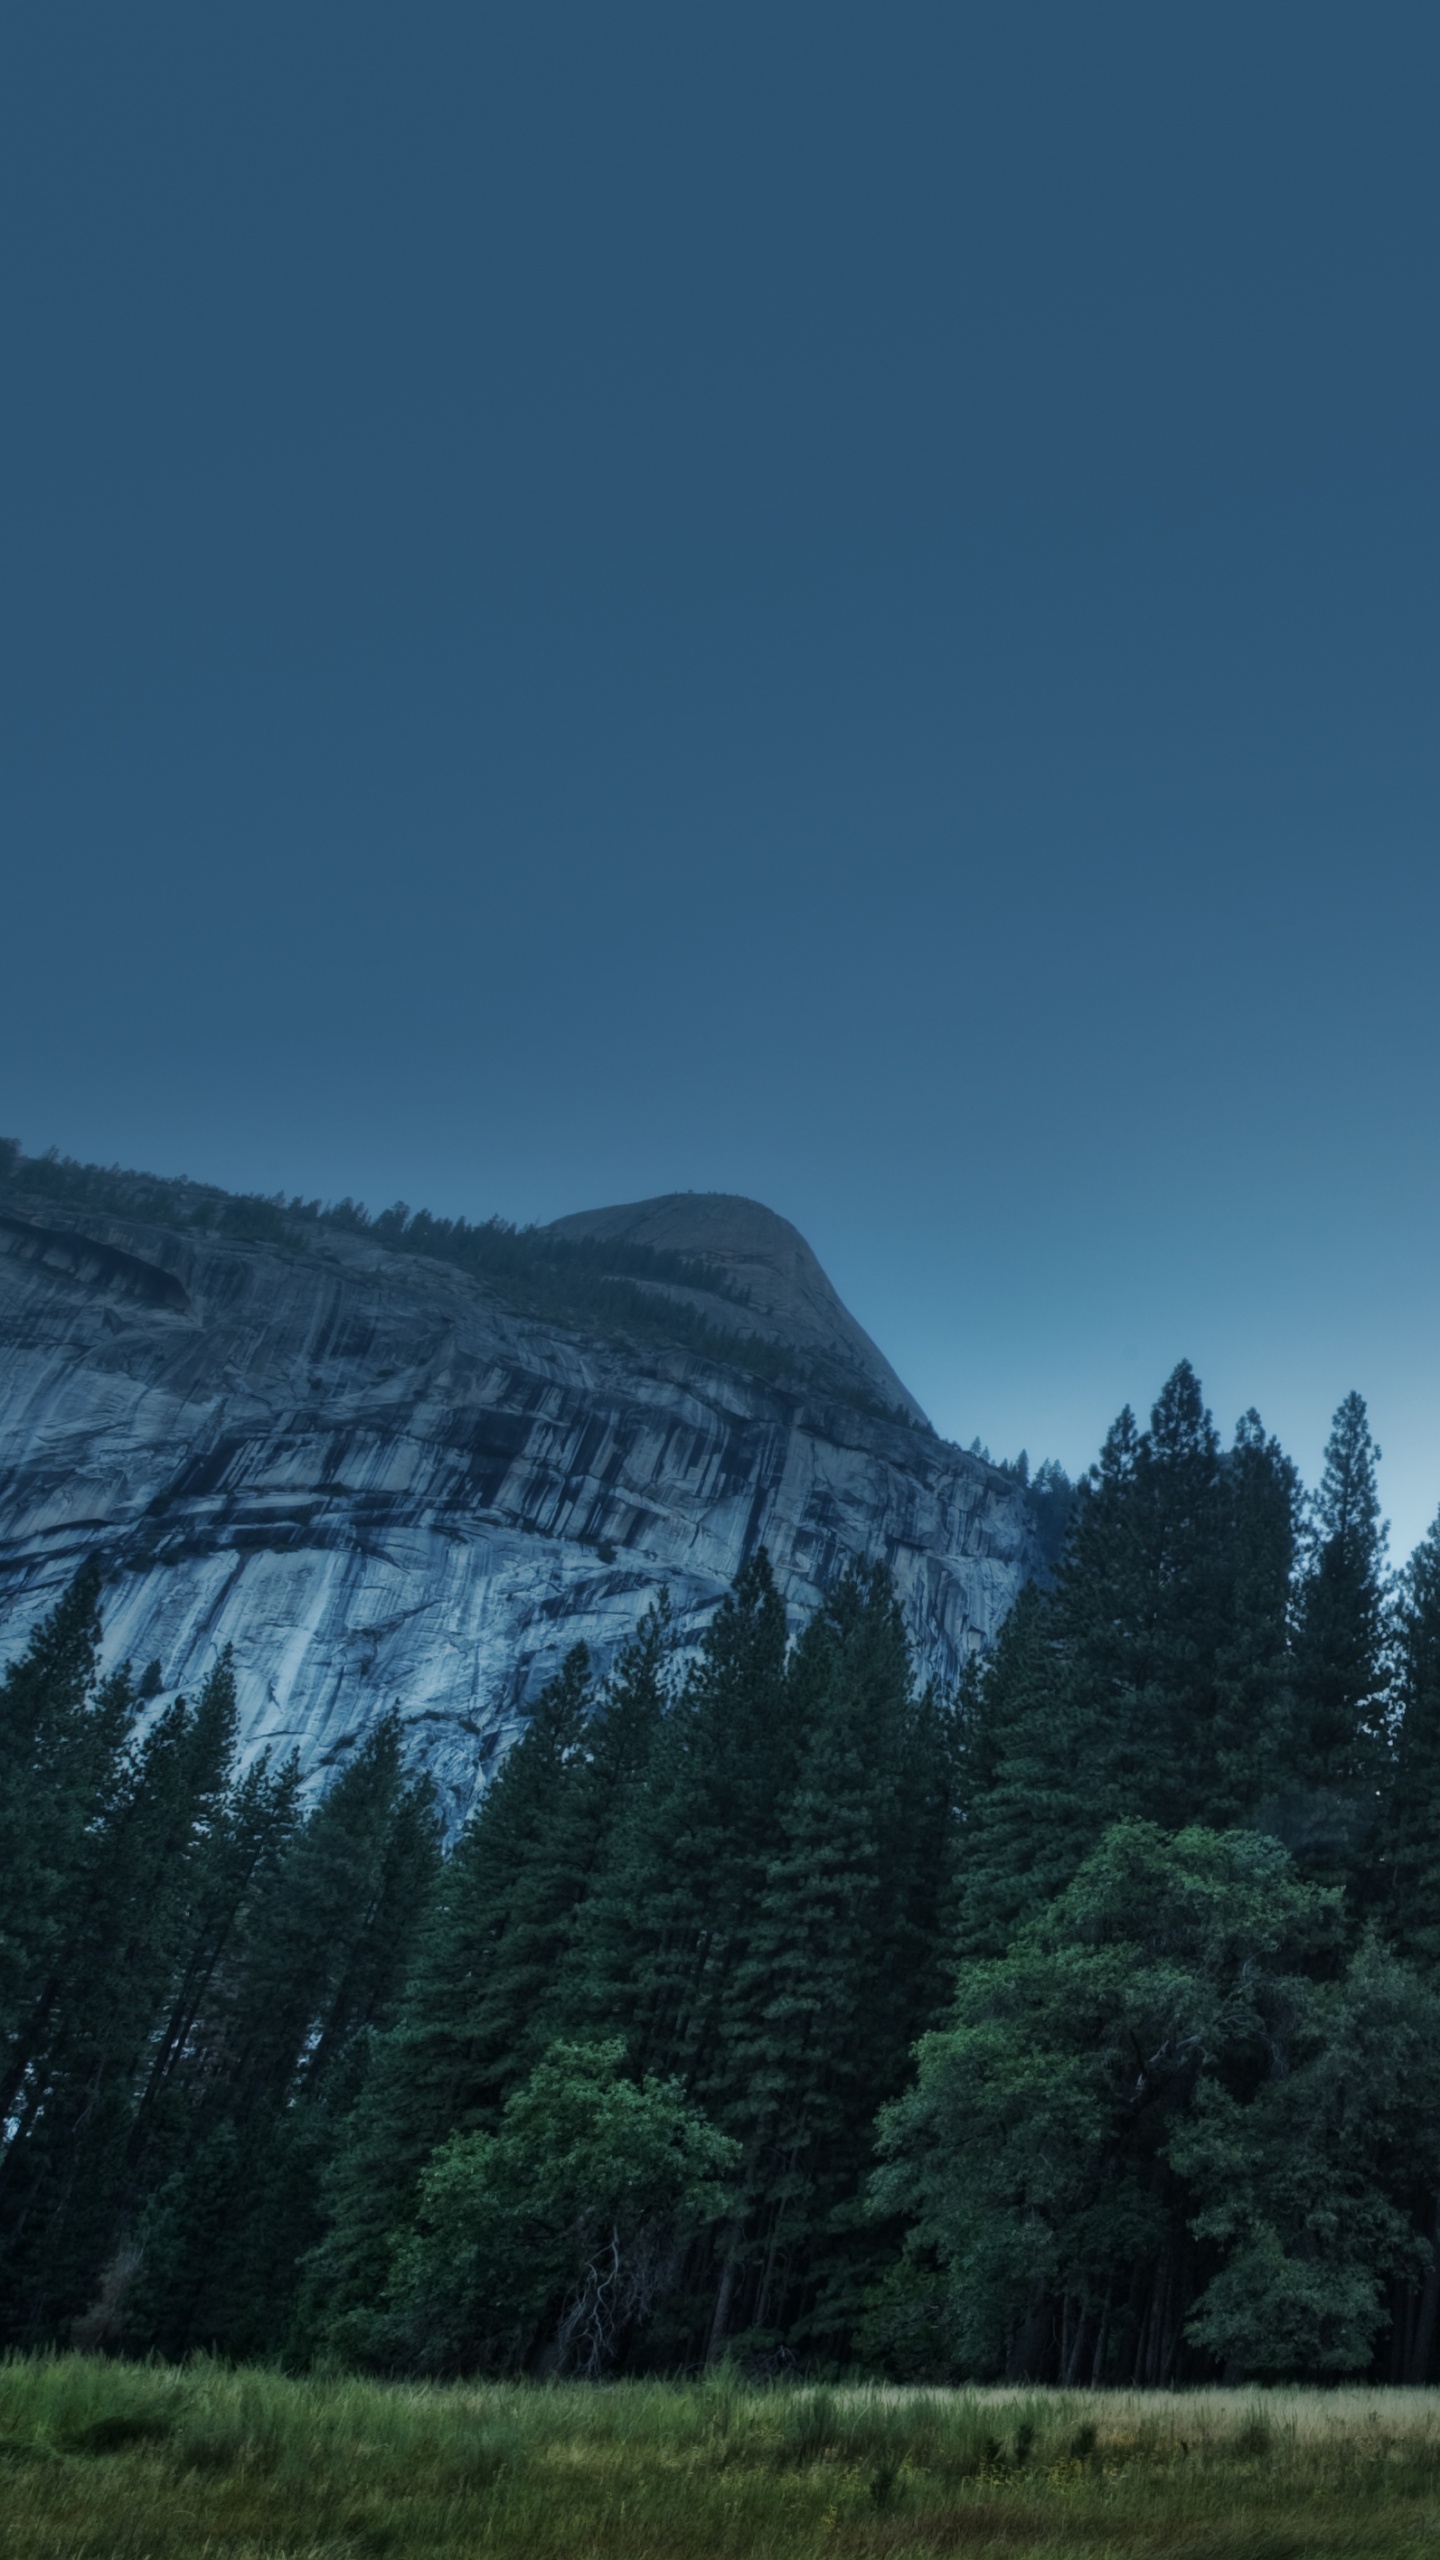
4 2361 1440 2559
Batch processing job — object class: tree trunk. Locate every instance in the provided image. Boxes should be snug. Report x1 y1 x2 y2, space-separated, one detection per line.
705 2228 742 2367
1006 2281 1053 2382
1409 2198 1440 2384
1089 2290 1112 2386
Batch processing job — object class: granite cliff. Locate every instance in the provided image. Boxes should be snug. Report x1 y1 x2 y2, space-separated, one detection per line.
0 1158 1039 1826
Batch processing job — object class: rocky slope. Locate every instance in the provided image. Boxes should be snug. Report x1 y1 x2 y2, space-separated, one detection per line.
0 1172 1039 1826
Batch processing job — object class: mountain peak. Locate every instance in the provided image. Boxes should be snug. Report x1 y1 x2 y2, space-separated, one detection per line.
540 1191 929 1428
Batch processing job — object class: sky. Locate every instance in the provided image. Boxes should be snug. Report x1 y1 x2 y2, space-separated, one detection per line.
3 3 1439 1554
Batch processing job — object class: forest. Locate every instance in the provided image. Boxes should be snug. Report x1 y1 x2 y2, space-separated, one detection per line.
4 1361 1440 2390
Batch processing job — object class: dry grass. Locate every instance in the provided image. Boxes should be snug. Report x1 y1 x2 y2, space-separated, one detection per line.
4 2358 1440 2556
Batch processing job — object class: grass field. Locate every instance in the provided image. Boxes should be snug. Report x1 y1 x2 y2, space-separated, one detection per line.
5 2358 1440 2557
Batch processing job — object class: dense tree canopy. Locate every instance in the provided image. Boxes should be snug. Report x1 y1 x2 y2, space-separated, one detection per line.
4 1362 1440 2382
873 1824 1440 2384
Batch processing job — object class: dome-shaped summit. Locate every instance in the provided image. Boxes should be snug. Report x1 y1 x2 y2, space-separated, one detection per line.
539 1191 929 1428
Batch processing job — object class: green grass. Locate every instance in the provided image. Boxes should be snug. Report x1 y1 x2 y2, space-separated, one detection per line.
5 2360 1440 2558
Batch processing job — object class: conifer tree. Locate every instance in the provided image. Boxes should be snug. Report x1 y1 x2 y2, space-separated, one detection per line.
958 1377 1192 1935
1059 1364 1233 1830
1384 1510 1440 1964
952 1579 1088 1959
966 1389 1162 1899
560 1554 795 2092
128 1745 305 2146
1379 1518 1440 2386
954 1371 1301 1957
304 1640 628 2360
0 1654 245 2344
706 1566 955 2358
0 1567 131 2057
133 1710 439 2360
1288 1391 1391 1877
1208 1412 1302 1828
202 1708 434 2124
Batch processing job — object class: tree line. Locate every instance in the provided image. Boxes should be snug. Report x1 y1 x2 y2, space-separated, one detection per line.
5 1360 1440 2383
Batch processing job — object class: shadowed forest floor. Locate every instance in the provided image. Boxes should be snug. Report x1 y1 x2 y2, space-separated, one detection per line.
6 2361 1440 2556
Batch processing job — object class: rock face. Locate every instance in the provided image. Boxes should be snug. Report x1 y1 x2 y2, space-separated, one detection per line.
0 1186 1038 1828
541 1193 930 1427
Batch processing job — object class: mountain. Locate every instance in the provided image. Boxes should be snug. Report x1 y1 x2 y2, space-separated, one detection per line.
540 1192 930 1427
0 1150 1040 1827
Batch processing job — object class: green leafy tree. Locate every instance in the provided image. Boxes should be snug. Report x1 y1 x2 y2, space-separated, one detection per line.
386 2041 737 2376
869 1821 1414 2385
1171 1933 1440 2378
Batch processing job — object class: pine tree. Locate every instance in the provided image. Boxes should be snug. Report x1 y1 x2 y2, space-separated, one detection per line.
1379 1516 1440 2386
0 1654 245 2344
954 1372 1301 1958
133 1710 440 2359
1288 1391 1391 1879
952 1579 1089 1959
1208 1411 1302 1829
706 1566 956 2359
127 1745 305 2149
1384 1510 1440 1964
0 1567 132 2057
1060 1364 1235 1831
303 1642 623 2360
559 1554 795 2097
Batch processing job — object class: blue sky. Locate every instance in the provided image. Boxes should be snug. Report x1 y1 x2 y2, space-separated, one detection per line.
3 3 1438 1552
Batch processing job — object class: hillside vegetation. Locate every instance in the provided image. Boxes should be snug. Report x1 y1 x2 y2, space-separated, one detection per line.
6 1350 1440 2388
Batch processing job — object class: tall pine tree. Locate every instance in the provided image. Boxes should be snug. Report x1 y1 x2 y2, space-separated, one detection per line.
0 1568 131 2059
306 1623 670 2363
1288 1390 1391 1881
131 1710 439 2360
0 1655 244 2343
955 1370 1301 1957
1384 1508 1440 1963
559 1555 795 2092
706 1566 956 2360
